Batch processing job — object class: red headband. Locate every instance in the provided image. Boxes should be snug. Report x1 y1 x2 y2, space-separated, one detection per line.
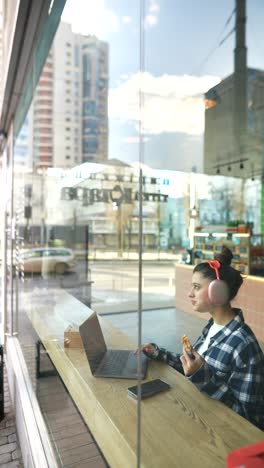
206 260 221 280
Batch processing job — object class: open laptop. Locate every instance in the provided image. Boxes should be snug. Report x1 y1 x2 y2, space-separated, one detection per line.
79 311 148 379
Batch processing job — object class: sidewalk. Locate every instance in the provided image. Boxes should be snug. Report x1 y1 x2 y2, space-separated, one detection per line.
84 250 182 262
0 366 23 467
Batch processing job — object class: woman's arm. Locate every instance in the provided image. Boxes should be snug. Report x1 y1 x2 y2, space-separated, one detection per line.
225 343 264 427
186 340 264 428
142 342 184 374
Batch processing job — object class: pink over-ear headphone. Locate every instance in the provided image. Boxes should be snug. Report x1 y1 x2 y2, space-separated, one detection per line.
206 260 229 306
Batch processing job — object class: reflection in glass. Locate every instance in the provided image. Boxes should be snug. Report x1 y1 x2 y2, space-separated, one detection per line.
7 0 264 466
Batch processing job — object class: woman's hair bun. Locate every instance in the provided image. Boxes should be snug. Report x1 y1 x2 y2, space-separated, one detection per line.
215 245 233 266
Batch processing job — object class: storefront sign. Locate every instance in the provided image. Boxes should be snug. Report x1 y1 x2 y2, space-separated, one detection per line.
61 185 168 206
51 167 170 186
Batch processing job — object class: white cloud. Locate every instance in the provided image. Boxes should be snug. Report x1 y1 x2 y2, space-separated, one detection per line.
145 14 158 26
61 0 120 38
109 72 221 136
122 16 132 24
122 136 150 144
145 0 160 28
149 1 160 13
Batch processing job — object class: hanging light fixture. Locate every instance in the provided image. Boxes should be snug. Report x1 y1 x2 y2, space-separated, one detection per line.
251 163 255 181
227 151 232 172
189 206 199 219
239 141 246 171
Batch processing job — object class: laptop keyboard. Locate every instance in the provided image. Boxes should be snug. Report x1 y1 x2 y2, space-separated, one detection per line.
97 350 131 375
90 352 105 370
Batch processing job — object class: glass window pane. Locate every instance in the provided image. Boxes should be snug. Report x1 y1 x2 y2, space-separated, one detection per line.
7 1 264 467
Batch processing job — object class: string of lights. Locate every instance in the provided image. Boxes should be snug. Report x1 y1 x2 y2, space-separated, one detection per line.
215 157 248 174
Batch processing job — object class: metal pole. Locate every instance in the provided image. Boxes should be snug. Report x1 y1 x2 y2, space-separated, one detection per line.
137 1 145 466
9 124 15 336
1 148 8 345
85 225 89 279
233 0 247 154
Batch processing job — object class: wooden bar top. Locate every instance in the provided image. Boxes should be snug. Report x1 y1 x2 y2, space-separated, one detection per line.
27 289 263 468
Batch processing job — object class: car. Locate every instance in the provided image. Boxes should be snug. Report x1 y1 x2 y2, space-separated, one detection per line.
20 247 77 275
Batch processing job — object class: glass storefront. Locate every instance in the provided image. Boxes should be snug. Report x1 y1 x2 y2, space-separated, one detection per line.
1 0 264 466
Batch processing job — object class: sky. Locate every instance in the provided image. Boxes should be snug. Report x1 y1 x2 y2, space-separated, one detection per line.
61 0 264 173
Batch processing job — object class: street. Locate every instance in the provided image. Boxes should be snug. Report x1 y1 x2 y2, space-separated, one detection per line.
0 258 177 320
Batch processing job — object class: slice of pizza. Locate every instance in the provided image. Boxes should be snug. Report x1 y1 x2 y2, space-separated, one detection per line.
181 334 192 352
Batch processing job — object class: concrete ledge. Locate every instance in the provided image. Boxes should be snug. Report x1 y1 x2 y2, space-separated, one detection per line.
93 298 175 315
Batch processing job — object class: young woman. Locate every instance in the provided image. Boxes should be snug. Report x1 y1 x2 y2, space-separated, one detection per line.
142 246 264 430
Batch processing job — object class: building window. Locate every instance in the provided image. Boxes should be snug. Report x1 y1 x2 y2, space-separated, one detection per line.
74 45 79 66
83 101 96 115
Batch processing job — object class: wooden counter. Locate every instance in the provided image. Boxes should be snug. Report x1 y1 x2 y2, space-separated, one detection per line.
175 264 264 342
27 289 263 468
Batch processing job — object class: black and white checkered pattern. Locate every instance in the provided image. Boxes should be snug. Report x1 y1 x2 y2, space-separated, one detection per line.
147 309 264 430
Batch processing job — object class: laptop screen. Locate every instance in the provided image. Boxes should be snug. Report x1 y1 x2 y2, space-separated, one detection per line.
79 312 107 374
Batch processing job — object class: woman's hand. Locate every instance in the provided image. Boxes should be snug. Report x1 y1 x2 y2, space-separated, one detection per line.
180 346 204 376
134 343 156 356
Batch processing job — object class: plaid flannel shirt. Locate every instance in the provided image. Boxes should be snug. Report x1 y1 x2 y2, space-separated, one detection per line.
147 309 264 430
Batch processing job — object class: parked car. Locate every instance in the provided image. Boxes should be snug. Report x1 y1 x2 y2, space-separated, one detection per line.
20 247 77 275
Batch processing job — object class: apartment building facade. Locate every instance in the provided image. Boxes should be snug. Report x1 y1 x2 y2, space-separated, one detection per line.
14 21 108 169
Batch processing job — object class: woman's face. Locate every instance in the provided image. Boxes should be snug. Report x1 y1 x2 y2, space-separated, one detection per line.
188 271 214 313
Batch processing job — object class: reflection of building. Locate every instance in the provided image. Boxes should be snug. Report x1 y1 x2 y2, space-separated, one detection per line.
17 161 259 253
204 3 264 180
203 1 264 238
17 161 173 252
204 68 264 178
14 114 33 167
52 22 108 167
32 50 54 168
15 22 109 169
81 34 108 163
14 161 198 252
204 68 264 237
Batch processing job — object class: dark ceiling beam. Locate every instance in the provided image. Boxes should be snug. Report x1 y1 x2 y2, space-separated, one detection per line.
0 0 52 136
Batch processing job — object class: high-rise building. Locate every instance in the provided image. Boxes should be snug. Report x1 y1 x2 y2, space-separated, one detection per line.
14 113 33 167
16 22 109 169
203 0 264 180
32 50 54 168
203 67 264 178
81 34 108 164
